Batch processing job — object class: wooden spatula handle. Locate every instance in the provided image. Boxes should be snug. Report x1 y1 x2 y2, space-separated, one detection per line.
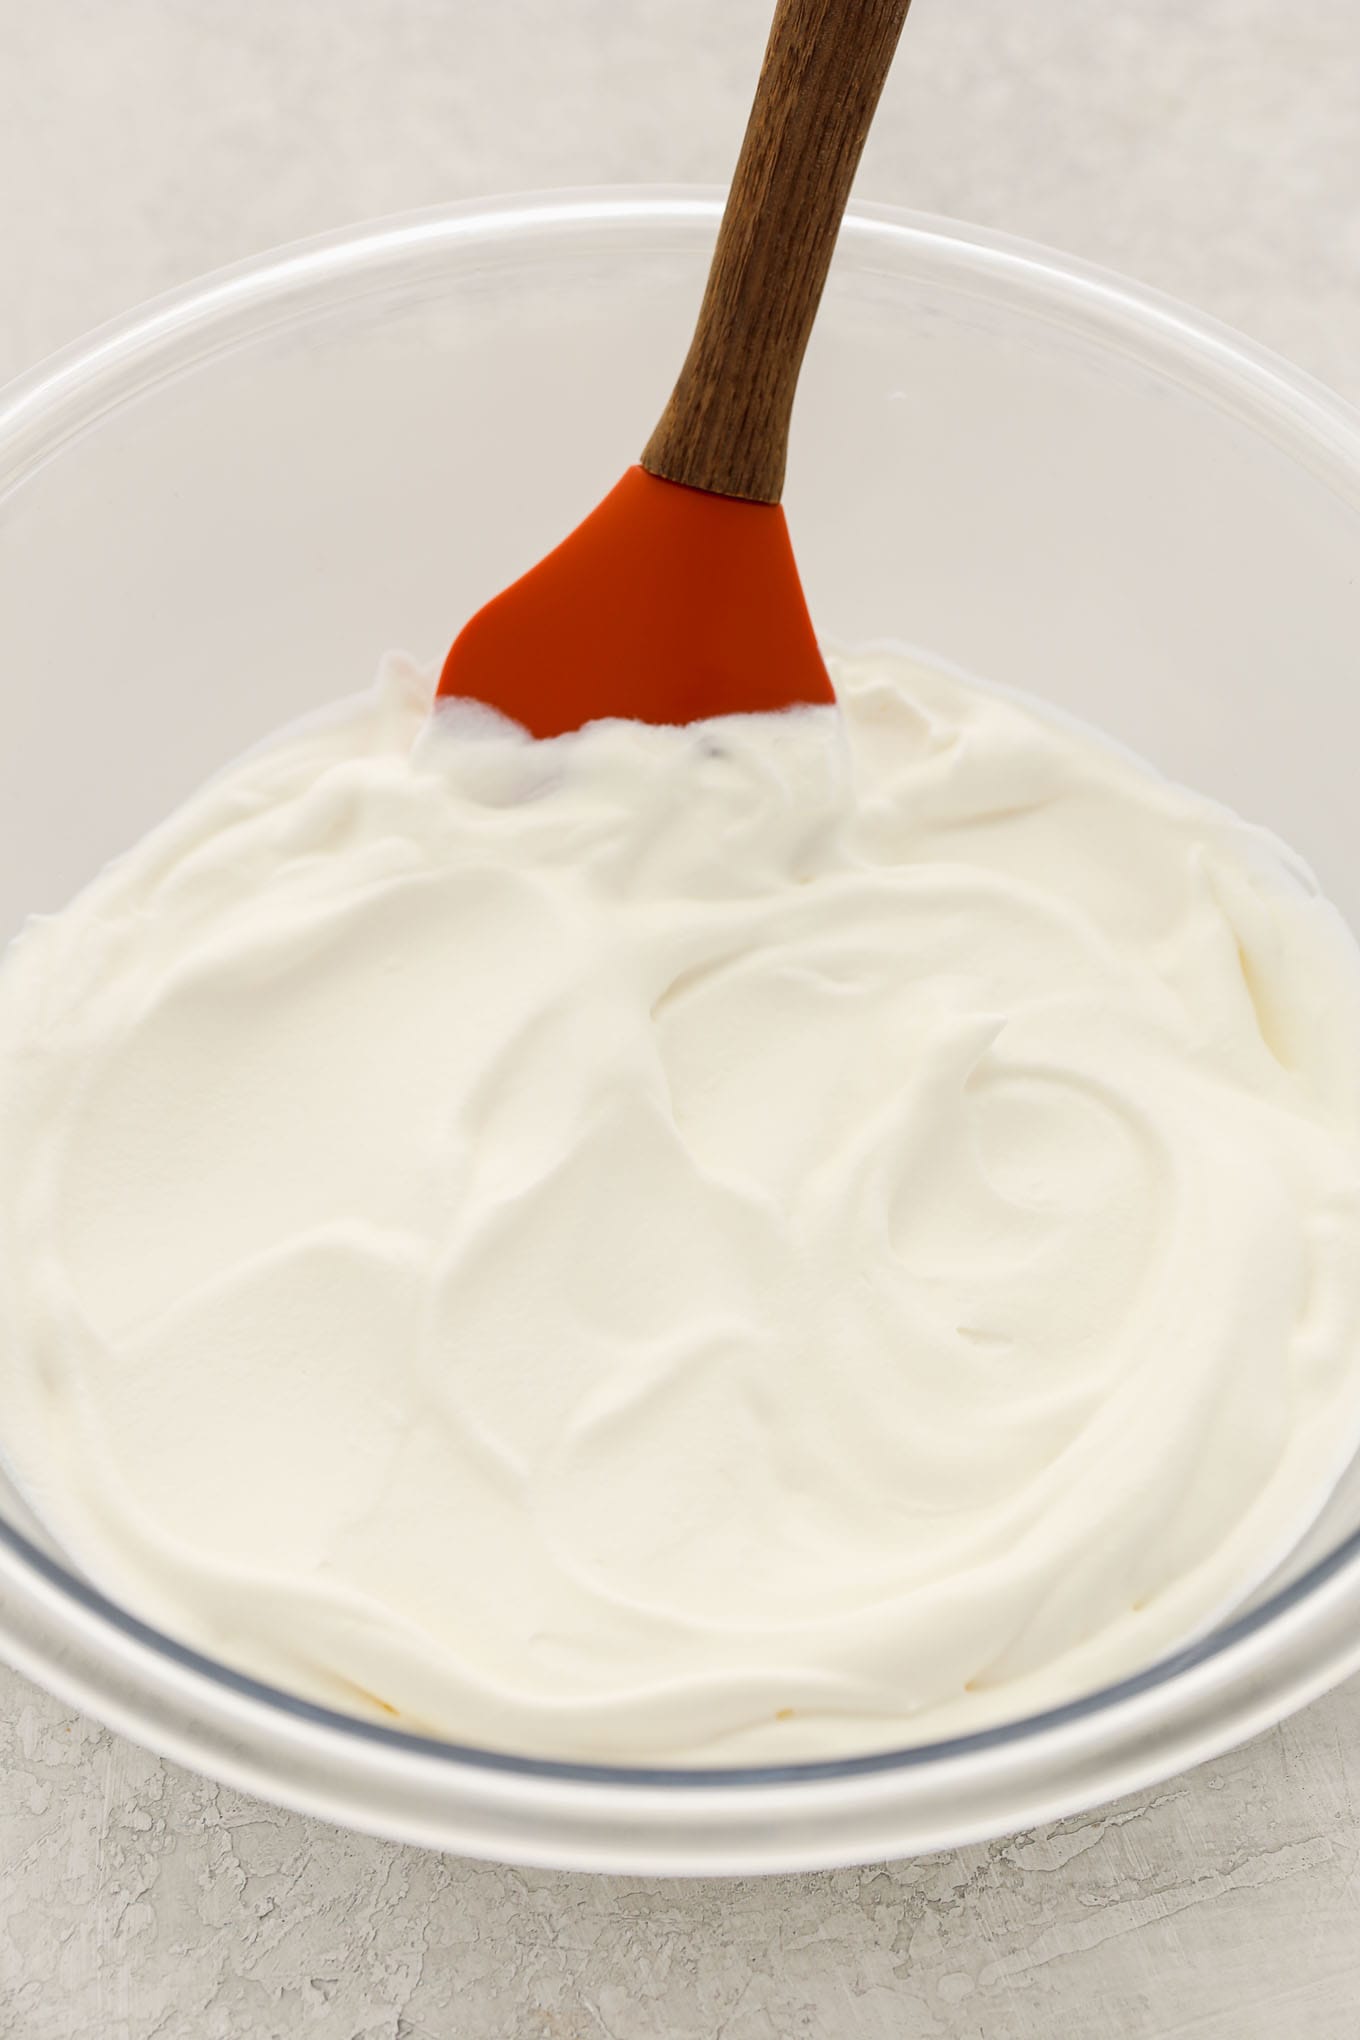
641 0 913 505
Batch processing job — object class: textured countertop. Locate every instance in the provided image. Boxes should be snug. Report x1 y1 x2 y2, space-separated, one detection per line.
3 2 1360 2034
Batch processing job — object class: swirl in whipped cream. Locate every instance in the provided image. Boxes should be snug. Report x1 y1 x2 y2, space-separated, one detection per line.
3 649 1360 1763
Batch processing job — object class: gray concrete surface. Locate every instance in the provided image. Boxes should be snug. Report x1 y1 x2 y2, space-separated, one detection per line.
2 1 1359 2034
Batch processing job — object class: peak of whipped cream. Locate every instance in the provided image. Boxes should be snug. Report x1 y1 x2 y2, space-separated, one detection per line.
3 648 1360 1763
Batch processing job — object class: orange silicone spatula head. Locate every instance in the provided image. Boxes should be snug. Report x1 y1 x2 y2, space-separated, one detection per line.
441 468 830 739
438 0 915 736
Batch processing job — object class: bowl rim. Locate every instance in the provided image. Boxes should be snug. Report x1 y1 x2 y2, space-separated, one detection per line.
5 183 1360 1809
5 183 1359 490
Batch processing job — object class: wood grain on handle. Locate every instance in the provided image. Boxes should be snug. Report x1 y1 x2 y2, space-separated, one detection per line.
641 0 913 504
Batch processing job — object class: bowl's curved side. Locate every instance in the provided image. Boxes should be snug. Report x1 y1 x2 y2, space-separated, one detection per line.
5 1508 1360 1873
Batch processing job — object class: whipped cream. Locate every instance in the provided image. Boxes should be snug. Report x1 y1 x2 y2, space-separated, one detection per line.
3 649 1360 1764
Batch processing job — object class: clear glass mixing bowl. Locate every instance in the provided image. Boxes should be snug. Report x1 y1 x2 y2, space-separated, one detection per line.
3 190 1360 1874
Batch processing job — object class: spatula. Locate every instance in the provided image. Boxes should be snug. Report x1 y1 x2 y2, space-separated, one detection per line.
438 0 914 738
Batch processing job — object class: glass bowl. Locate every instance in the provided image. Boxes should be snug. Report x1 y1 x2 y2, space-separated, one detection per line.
3 189 1360 1875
